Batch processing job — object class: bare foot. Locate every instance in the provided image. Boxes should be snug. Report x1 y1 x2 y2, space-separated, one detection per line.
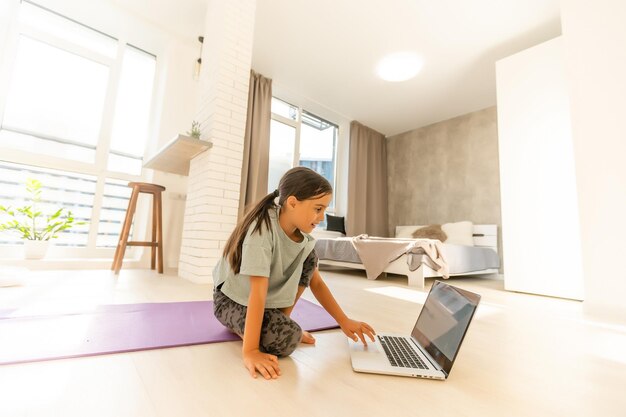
301 330 316 344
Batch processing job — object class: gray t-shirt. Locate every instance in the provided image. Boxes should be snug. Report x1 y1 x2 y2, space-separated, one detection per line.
212 207 317 308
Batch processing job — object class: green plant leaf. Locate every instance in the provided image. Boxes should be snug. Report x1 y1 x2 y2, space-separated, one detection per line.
48 208 63 221
0 178 82 241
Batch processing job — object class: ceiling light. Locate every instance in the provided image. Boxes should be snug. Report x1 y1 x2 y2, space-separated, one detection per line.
376 52 423 82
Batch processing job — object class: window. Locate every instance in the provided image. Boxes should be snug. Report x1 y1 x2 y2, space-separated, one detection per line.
0 35 109 163
0 1 157 254
0 2 156 173
268 98 338 210
108 45 157 176
268 119 296 193
17 0 118 58
299 111 336 191
96 179 134 248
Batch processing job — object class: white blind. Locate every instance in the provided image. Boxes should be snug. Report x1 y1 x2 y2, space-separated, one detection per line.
0 161 94 246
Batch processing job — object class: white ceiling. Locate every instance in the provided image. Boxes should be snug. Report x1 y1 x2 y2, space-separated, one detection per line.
117 0 562 136
252 0 562 136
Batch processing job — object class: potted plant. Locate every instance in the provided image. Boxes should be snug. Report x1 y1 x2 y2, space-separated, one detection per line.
0 178 86 259
187 120 201 139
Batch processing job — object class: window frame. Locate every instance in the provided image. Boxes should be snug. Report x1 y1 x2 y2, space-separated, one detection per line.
0 0 160 259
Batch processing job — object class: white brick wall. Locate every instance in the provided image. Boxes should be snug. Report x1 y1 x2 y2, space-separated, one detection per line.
178 0 257 284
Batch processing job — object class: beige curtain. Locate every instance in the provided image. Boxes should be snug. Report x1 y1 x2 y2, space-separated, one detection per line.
239 70 272 219
347 121 389 237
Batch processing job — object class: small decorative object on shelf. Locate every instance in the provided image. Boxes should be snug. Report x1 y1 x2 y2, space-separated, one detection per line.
0 178 86 259
187 120 201 139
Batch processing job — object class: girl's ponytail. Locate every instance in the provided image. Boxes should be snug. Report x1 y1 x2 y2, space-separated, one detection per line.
223 166 332 274
223 189 279 274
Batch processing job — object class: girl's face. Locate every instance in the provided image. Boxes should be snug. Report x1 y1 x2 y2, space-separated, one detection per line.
283 193 332 234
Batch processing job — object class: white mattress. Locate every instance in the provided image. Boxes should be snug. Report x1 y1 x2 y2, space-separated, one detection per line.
311 229 345 239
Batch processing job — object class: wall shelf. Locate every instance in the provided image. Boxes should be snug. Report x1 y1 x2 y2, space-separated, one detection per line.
143 134 212 176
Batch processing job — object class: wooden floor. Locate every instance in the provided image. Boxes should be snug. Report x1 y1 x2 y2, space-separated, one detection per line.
0 267 625 417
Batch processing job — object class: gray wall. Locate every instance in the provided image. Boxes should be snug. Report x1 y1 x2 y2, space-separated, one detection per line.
386 106 502 266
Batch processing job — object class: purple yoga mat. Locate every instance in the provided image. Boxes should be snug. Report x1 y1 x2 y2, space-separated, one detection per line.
0 300 338 366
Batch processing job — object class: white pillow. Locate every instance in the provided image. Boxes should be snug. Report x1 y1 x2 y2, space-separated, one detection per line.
441 221 474 246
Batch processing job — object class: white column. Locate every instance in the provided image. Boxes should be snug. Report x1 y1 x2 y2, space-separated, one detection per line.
178 0 257 283
561 0 626 321
496 37 584 300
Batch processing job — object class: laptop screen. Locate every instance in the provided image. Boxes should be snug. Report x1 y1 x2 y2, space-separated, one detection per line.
411 281 481 375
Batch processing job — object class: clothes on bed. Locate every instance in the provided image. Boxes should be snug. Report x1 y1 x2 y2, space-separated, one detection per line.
350 235 449 280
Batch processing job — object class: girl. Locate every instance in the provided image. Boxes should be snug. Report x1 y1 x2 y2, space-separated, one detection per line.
213 167 375 380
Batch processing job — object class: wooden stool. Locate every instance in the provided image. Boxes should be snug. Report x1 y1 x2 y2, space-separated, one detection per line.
112 182 165 274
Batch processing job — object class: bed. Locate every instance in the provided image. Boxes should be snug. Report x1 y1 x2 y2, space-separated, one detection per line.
313 224 500 289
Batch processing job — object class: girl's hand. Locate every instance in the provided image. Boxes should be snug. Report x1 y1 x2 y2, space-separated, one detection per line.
339 318 376 346
243 349 281 380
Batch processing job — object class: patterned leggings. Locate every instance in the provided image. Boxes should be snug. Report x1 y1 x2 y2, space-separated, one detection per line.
212 250 317 357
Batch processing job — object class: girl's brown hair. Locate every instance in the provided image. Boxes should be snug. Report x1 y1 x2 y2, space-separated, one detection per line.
223 166 332 274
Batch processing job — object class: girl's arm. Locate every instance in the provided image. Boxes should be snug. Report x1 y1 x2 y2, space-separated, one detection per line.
309 268 376 345
242 275 281 379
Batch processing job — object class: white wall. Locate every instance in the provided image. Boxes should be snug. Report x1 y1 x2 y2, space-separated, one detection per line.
496 37 584 300
143 40 198 270
560 0 626 322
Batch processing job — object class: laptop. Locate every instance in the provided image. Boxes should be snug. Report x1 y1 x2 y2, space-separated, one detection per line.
348 281 481 380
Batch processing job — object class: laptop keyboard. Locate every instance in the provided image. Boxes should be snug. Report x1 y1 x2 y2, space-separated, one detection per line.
378 335 428 369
